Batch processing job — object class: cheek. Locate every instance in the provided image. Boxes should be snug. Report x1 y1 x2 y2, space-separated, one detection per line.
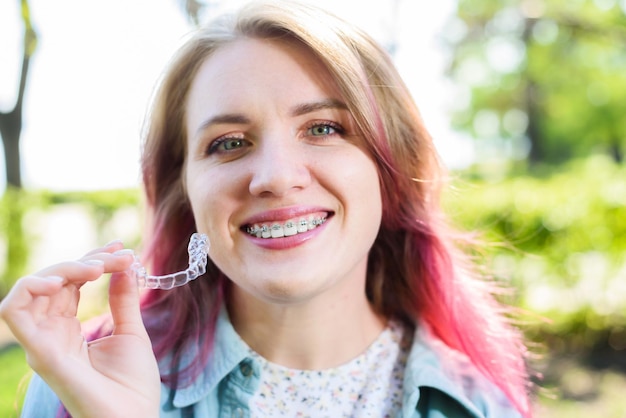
185 164 246 237
320 149 383 233
185 165 221 229
342 155 382 208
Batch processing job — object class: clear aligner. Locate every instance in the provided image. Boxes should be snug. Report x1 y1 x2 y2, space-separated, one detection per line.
131 233 209 290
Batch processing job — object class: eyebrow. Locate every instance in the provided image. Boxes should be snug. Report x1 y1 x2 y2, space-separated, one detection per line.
195 114 251 137
194 99 349 137
290 98 349 117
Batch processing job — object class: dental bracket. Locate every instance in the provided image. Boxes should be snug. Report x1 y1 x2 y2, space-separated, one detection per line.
131 233 209 290
245 217 326 236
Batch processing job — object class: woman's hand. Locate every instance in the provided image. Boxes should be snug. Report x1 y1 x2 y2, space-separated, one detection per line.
0 241 160 418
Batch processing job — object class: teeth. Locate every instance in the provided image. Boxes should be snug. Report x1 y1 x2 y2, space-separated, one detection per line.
284 221 297 236
297 219 308 233
246 217 326 238
270 224 284 238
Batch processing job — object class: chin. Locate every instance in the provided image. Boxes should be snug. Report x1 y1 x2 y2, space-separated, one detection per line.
250 275 326 304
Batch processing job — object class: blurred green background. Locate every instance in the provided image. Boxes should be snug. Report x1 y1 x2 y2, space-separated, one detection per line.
1 0 625 416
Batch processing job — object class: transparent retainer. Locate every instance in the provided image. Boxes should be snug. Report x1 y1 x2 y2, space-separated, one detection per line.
131 233 209 290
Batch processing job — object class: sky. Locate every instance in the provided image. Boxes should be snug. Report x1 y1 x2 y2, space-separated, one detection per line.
0 0 468 192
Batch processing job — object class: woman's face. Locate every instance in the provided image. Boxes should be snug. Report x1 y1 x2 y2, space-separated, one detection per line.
184 38 382 306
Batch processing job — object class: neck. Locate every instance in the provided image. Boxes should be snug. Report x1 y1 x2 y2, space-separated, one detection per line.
228 277 385 370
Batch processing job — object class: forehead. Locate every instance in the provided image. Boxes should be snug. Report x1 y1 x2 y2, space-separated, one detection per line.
185 38 342 112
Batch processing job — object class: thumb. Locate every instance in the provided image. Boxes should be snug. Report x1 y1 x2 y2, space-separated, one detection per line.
108 271 148 339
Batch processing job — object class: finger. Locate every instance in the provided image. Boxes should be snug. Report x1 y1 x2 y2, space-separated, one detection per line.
42 252 135 317
0 275 65 312
34 248 135 286
34 260 105 286
46 280 82 319
80 239 125 258
0 275 65 341
108 271 148 339
79 249 137 275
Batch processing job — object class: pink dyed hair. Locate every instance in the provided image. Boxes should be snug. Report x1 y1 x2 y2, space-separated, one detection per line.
132 1 532 415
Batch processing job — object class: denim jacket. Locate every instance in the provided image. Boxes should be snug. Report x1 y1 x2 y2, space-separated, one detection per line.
22 308 522 418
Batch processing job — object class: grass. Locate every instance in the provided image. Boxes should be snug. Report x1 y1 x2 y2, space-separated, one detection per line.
0 344 30 418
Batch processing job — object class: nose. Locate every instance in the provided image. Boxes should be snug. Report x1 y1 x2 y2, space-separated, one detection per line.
248 136 312 197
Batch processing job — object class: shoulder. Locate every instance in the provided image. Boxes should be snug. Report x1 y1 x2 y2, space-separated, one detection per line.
21 373 62 418
402 322 522 418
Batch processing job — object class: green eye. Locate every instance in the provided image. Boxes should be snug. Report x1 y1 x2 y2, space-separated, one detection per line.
207 136 249 155
311 125 334 136
223 139 244 150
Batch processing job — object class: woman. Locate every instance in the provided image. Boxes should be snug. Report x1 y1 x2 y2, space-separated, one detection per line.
1 1 532 417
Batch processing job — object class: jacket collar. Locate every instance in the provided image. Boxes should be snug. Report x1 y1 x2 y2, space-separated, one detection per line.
403 322 517 418
401 323 479 417
171 305 250 408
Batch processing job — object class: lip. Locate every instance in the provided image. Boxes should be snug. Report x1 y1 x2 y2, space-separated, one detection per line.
240 206 333 250
240 206 332 226
244 218 330 250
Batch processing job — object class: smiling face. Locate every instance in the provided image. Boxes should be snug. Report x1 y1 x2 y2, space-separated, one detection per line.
184 38 382 308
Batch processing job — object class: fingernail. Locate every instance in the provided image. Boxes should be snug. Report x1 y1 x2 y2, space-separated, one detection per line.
105 239 123 247
83 259 105 266
113 249 135 256
46 275 64 282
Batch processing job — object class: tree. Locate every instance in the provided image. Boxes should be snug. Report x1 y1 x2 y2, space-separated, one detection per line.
0 0 36 298
177 0 221 26
446 0 626 168
0 0 37 189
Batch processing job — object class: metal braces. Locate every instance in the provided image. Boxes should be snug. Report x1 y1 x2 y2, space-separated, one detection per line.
245 217 326 235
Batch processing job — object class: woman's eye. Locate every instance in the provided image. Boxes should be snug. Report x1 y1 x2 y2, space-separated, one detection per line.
223 139 244 150
307 122 344 137
311 125 334 136
207 137 248 155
